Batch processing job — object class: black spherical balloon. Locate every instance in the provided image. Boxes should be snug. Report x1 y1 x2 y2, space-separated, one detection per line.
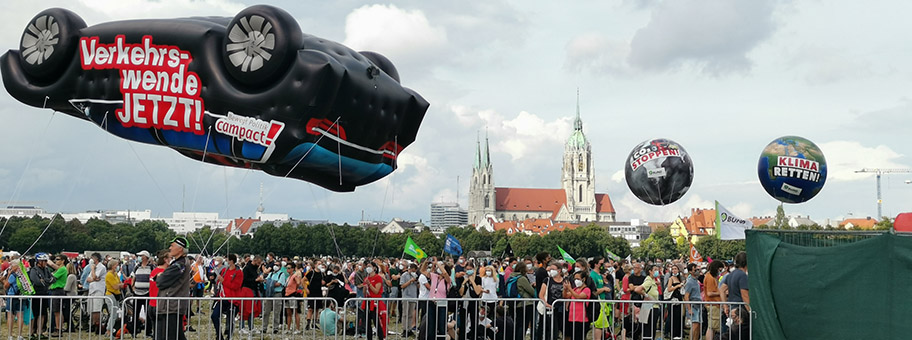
624 138 694 205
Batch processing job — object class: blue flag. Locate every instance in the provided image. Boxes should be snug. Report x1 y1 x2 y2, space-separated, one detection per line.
444 234 463 256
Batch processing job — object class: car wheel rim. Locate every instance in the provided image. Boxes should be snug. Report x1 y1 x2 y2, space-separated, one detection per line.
21 15 60 66
226 15 275 72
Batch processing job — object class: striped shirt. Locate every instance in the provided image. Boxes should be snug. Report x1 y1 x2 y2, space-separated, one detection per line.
133 265 153 296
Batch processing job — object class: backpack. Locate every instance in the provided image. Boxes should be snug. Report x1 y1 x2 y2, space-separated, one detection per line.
505 276 521 298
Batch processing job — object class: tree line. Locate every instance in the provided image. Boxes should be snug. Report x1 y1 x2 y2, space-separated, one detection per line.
2 214 887 261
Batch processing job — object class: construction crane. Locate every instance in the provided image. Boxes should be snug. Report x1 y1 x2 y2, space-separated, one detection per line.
855 168 912 220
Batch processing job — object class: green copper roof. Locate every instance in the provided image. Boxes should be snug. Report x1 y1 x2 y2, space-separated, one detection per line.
567 130 588 148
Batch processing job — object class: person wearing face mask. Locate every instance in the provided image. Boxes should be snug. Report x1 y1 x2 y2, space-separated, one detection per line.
719 306 750 340
324 265 348 309
261 262 287 335
389 261 402 323
480 265 499 316
304 262 325 330
632 264 661 340
458 263 483 340
683 263 704 340
538 263 564 340
506 261 535 340
362 263 385 340
353 262 367 298
664 264 686 340
564 271 591 340
211 254 242 340
399 263 420 337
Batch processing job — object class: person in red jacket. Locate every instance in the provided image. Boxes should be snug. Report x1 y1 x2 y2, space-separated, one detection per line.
211 254 243 340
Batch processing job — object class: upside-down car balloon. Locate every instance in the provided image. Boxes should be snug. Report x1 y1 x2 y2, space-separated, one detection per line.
624 138 694 205
757 136 827 203
1 6 429 192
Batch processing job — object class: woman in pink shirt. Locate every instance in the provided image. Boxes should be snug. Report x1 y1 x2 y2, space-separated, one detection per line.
564 271 591 340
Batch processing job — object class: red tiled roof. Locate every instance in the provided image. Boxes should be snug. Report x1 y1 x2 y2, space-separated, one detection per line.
750 217 772 227
227 218 258 234
491 218 581 236
839 218 877 229
682 208 715 235
595 194 615 213
495 188 565 212
495 188 614 218
648 222 672 232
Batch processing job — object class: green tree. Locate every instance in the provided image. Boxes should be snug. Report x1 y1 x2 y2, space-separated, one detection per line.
874 217 893 230
633 229 677 260
774 203 788 229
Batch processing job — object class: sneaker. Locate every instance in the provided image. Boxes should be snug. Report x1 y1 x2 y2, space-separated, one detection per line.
292 330 301 335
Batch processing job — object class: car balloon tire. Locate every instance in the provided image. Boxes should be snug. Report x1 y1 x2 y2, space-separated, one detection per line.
223 5 302 87
18 8 86 81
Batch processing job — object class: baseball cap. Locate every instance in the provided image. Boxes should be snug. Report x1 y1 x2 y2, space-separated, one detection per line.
137 250 151 257
170 236 189 248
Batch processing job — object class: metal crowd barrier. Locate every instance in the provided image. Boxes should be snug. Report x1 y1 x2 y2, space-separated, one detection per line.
119 296 339 340
0 294 117 340
0 295 751 340
337 297 751 340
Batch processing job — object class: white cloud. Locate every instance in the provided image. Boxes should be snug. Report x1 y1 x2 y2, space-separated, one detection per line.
611 169 626 183
628 0 778 75
564 33 630 75
450 107 572 162
818 141 906 181
730 202 753 219
343 4 447 66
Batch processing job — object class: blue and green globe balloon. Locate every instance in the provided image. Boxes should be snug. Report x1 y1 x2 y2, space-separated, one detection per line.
757 136 827 203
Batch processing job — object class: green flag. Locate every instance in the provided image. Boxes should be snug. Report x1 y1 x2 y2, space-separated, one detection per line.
557 246 575 264
604 247 620 262
404 236 427 260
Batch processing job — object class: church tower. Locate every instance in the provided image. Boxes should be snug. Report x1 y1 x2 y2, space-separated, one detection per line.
468 133 495 225
561 90 597 222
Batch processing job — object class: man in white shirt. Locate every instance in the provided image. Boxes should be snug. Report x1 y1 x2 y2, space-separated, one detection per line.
86 253 107 334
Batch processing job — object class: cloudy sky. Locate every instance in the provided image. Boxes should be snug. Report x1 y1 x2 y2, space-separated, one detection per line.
0 0 909 226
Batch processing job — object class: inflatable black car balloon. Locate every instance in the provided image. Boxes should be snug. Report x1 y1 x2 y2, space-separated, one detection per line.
624 138 694 205
1 6 429 192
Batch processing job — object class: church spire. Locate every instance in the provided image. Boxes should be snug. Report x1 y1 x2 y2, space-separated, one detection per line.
474 132 482 169
574 88 583 131
483 128 491 167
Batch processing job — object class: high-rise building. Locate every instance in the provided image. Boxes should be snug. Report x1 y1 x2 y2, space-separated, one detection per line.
430 202 468 228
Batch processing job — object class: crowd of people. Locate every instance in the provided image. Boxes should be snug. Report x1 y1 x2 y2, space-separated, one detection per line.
0 236 751 340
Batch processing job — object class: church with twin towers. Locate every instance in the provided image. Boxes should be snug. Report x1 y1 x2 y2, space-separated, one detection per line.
468 93 616 228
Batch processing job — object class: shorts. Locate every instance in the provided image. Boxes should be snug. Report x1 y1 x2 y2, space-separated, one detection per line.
5 297 23 313
285 294 301 311
88 291 105 313
31 296 50 318
49 289 65 312
307 297 324 310
389 287 400 299
689 304 703 323
707 305 721 331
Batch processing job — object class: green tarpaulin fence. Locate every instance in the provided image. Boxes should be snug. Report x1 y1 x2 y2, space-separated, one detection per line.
746 229 911 339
